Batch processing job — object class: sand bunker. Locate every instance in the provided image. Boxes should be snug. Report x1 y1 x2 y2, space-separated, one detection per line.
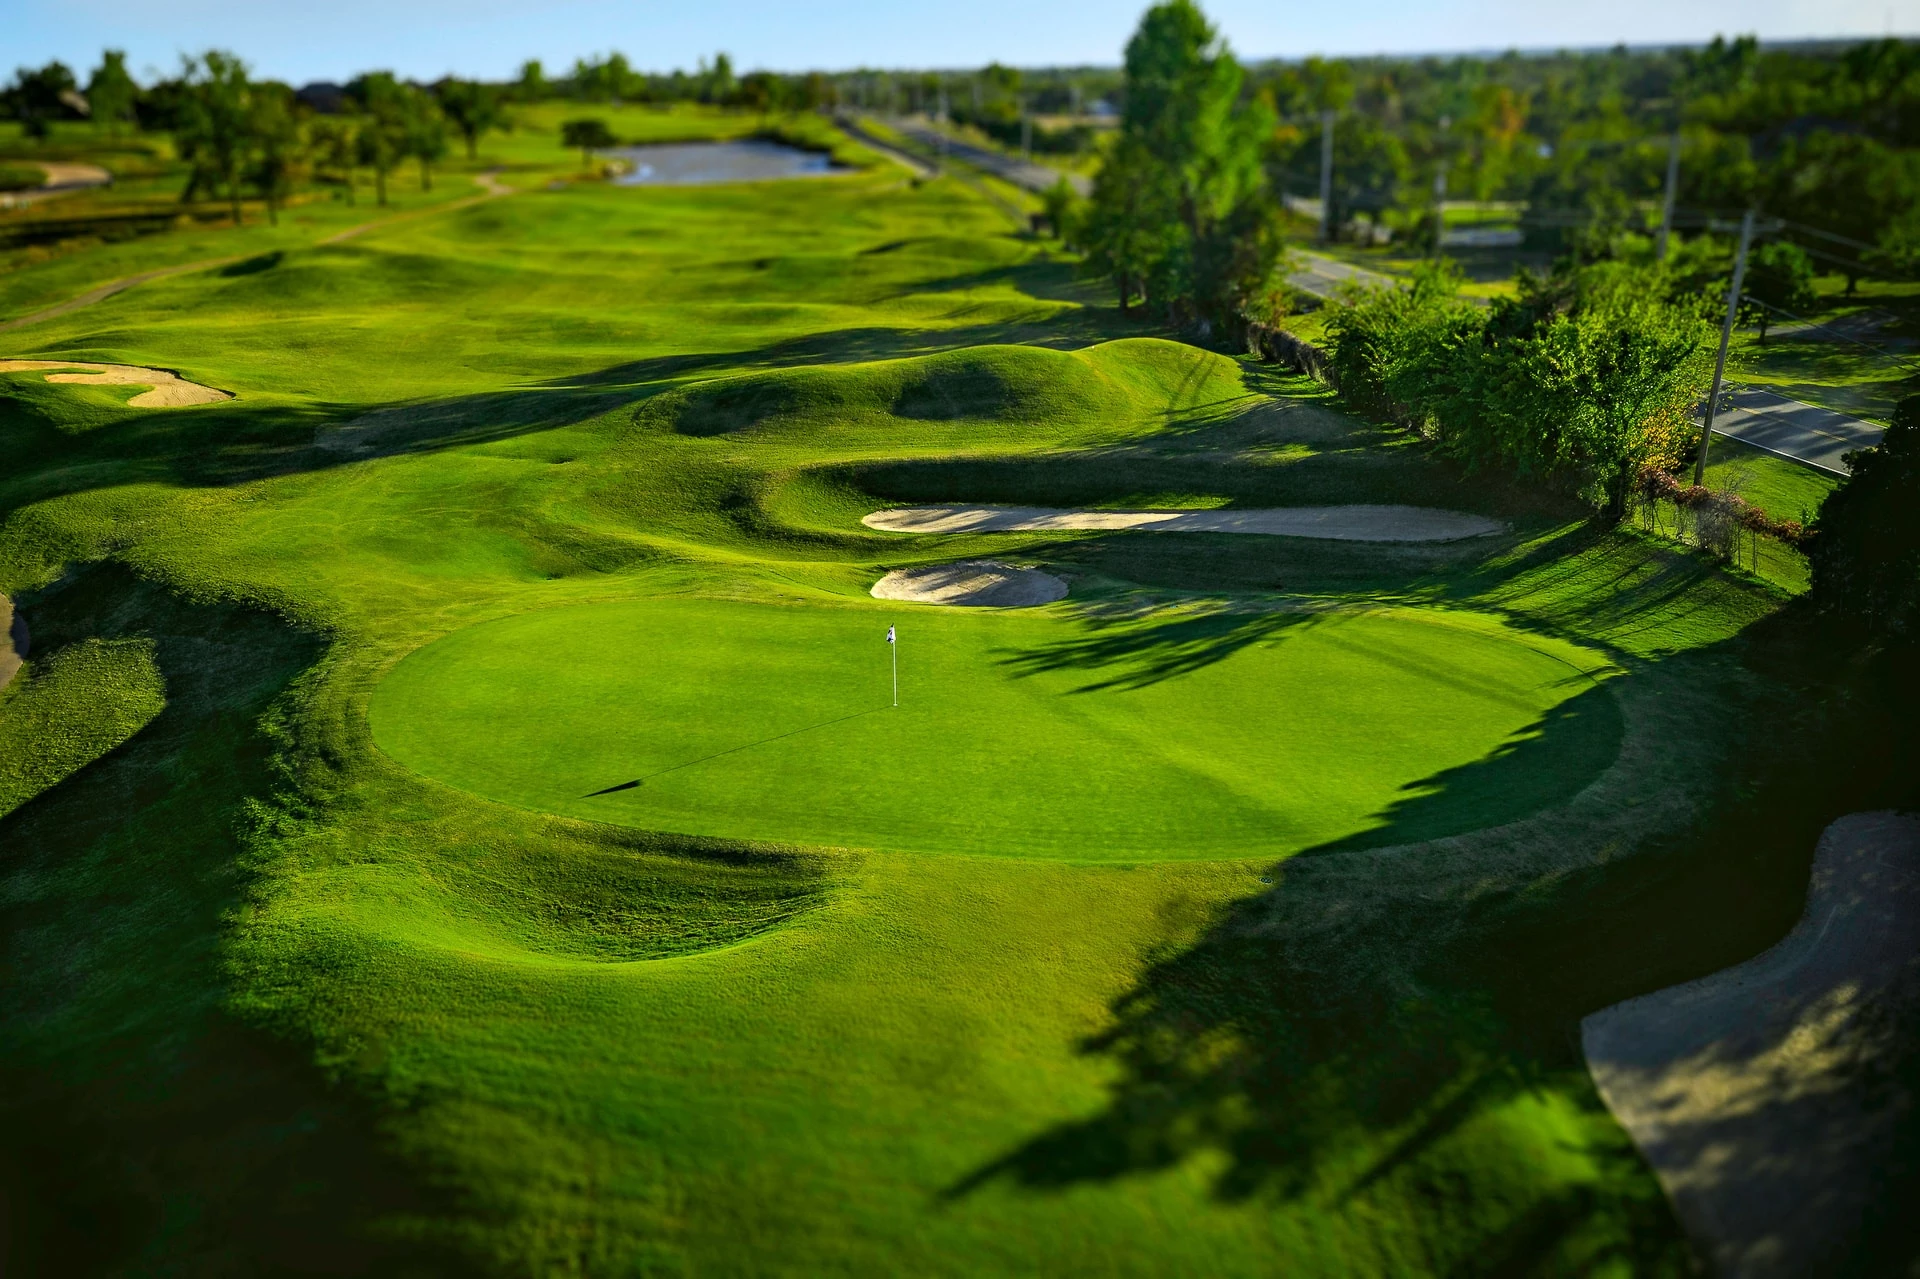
870 561 1067 607
0 360 232 407
0 594 24 692
863 504 1502 543
1582 811 1920 1277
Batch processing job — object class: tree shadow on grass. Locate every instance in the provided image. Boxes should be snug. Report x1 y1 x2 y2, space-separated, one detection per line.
0 566 468 1276
995 607 1318 691
947 618 1885 1273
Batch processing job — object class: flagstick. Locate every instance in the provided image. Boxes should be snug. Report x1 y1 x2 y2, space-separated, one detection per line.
892 632 898 707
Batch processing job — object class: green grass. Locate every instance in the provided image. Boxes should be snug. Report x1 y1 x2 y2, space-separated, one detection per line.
369 597 1616 860
1703 432 1839 525
1 112 1903 1276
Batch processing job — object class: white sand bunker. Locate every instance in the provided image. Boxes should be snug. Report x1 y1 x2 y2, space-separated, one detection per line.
864 504 1502 543
871 560 1068 607
1582 812 1920 1276
0 359 232 408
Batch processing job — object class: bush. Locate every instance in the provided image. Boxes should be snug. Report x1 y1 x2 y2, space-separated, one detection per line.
1809 395 1920 642
1323 260 1715 519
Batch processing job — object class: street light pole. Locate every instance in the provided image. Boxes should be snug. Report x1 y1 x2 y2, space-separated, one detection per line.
1318 109 1335 244
1656 132 1681 261
1693 208 1757 486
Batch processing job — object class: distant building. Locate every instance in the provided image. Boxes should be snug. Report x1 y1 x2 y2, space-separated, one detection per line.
296 82 349 114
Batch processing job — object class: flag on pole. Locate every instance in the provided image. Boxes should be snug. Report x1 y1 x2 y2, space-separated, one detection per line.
887 626 895 644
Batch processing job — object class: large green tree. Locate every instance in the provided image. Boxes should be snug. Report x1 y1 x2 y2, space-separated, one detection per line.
86 51 138 135
435 79 502 160
1084 0 1278 328
174 52 256 224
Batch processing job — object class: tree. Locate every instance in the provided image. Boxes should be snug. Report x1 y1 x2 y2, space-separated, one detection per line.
1082 139 1177 314
1770 132 1920 294
404 91 448 191
347 72 410 205
249 83 303 224
515 60 548 102
1524 300 1715 520
561 118 616 169
310 117 358 204
1082 0 1276 328
1741 242 1818 341
6 62 81 139
436 79 502 160
174 52 255 225
1809 394 1920 642
87 51 138 136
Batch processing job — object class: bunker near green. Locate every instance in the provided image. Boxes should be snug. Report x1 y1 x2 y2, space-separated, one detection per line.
370 597 1622 860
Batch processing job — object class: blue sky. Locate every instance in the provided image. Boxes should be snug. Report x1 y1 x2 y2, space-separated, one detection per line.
7 0 1917 84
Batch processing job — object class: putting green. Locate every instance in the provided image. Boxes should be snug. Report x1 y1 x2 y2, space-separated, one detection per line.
369 598 1619 860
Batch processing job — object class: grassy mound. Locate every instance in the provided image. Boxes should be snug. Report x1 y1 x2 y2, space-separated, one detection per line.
636 338 1249 441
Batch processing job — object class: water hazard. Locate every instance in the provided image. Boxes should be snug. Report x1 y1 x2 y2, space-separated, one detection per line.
611 140 843 186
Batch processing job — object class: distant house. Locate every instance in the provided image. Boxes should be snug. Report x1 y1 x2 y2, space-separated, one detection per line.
296 82 349 114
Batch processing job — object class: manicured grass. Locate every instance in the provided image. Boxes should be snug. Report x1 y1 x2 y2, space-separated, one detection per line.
370 597 1615 859
3 111 1897 1276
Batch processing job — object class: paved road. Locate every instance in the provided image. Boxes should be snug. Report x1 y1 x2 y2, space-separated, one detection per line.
1288 250 1399 300
1708 386 1885 475
879 117 1090 197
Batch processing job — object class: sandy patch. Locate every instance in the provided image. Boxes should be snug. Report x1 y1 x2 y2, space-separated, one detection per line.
863 504 1502 543
871 561 1068 607
0 595 25 692
0 359 232 407
1582 811 1920 1277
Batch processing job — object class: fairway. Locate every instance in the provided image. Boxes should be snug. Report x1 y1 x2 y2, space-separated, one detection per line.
370 598 1619 859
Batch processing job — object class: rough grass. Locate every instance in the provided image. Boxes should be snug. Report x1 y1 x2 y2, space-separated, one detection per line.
0 122 1901 1276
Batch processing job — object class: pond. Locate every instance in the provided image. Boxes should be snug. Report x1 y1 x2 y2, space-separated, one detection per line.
610 139 844 186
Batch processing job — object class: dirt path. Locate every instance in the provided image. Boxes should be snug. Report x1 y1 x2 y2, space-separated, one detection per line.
0 359 231 407
1582 811 1920 1277
864 504 1503 543
2 169 516 333
871 561 1067 607
0 595 25 692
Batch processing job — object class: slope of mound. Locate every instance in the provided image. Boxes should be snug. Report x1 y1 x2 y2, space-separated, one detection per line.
632 338 1248 441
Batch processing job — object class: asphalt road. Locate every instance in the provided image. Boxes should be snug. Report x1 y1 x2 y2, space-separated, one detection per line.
1708 386 1886 475
879 117 1090 196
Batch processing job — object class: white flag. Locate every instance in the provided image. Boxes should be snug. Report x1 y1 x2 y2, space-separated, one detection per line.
886 626 896 644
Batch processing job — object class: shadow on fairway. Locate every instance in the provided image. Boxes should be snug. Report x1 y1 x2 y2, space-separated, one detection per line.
0 567 469 1276
995 608 1319 691
946 619 1891 1271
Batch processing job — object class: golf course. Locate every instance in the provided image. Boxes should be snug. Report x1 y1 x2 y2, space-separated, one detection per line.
2 82 1912 1275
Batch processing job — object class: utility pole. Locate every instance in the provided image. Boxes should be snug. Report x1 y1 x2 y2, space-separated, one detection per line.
1655 132 1681 261
1431 115 1450 258
1318 109 1335 243
1021 99 1032 163
1693 208 1756 486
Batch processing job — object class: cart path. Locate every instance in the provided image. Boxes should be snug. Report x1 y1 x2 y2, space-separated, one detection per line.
0 595 25 692
864 503 1503 542
1 169 514 334
1582 811 1920 1278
